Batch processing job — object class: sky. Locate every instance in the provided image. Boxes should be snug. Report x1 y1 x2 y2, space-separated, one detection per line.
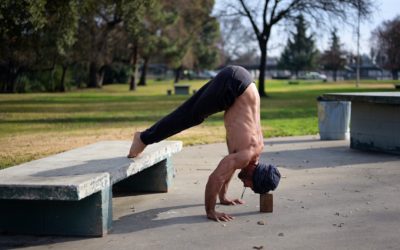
214 0 399 57
332 0 399 56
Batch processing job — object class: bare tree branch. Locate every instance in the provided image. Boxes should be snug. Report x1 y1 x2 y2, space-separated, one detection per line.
262 0 270 34
238 0 261 39
268 0 279 27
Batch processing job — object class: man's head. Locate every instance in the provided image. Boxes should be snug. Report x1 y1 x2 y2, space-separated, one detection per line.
238 162 281 194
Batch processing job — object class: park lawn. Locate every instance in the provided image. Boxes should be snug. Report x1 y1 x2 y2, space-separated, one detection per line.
0 79 396 169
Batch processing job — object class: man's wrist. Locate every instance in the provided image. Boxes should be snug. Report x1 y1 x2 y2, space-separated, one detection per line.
206 208 215 214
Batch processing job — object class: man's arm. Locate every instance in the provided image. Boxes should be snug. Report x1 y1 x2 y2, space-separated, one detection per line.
205 149 252 221
218 172 244 205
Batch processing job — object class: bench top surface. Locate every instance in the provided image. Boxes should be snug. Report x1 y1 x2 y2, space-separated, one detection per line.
0 141 182 201
322 92 400 104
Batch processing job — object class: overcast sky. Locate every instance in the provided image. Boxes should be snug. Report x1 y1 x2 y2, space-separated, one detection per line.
214 0 399 57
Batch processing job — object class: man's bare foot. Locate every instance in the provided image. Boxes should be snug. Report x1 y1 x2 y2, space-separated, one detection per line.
127 132 146 158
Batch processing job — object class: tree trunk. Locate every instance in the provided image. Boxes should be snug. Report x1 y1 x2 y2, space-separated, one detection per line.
129 44 138 91
138 56 149 86
2 63 20 93
97 65 105 88
8 73 18 93
50 67 56 92
174 66 182 84
88 63 104 88
392 70 399 80
258 40 267 97
59 64 67 92
88 62 98 88
333 70 337 82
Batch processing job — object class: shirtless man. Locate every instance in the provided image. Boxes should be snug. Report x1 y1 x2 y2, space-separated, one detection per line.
128 66 281 222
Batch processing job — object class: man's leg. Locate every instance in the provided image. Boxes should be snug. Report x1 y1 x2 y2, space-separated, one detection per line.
128 77 228 157
128 66 253 157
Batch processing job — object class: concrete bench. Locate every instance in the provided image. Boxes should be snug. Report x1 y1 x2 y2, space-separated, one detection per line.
321 92 400 154
0 140 182 237
174 84 190 95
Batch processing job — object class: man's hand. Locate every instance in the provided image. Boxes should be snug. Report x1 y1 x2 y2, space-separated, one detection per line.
220 198 245 206
207 210 234 222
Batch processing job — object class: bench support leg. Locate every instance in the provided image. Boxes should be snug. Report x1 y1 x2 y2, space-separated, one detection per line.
0 187 112 237
114 158 174 192
350 102 400 155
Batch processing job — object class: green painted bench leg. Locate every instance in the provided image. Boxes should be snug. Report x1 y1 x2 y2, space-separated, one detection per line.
114 158 174 192
0 187 112 237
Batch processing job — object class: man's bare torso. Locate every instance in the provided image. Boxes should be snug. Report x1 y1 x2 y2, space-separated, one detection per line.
224 83 263 162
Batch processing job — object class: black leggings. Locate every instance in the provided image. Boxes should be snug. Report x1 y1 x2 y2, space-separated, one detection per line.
140 65 253 145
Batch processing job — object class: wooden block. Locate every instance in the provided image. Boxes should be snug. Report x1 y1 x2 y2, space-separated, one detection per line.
260 193 273 213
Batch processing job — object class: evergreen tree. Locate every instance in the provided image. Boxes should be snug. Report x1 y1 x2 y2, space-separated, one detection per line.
192 16 220 71
279 15 318 78
137 0 177 86
320 28 346 81
162 0 217 83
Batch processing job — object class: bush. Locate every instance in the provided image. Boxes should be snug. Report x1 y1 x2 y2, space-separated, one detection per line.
103 63 130 84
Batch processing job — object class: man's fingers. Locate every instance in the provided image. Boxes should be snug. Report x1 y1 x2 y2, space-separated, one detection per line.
209 212 234 222
220 214 234 221
235 199 245 204
219 216 228 222
230 199 244 205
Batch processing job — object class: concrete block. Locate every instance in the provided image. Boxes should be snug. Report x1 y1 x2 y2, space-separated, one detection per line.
0 187 112 237
351 102 400 154
0 141 182 201
114 158 174 192
0 140 182 236
174 85 190 95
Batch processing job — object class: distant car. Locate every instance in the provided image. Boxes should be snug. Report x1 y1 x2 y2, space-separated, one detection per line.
300 72 327 81
195 70 218 79
272 71 292 79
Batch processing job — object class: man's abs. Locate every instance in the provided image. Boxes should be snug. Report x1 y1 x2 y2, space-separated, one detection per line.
224 83 263 154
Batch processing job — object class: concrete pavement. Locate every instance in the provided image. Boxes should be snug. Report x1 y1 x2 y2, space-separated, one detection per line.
1 135 400 250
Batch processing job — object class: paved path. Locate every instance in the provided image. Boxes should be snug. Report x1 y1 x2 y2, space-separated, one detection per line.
1 135 400 250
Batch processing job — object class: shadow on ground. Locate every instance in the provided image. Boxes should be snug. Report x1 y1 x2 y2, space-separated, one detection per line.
110 203 259 235
261 141 400 170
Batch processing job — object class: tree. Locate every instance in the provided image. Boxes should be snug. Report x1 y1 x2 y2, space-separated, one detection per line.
218 0 373 97
121 0 152 90
137 0 177 86
371 16 400 80
75 0 125 89
279 15 318 78
162 0 217 83
217 17 257 65
0 0 79 93
192 16 220 71
320 28 346 81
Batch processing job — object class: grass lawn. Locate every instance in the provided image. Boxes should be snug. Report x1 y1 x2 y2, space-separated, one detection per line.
0 79 397 169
